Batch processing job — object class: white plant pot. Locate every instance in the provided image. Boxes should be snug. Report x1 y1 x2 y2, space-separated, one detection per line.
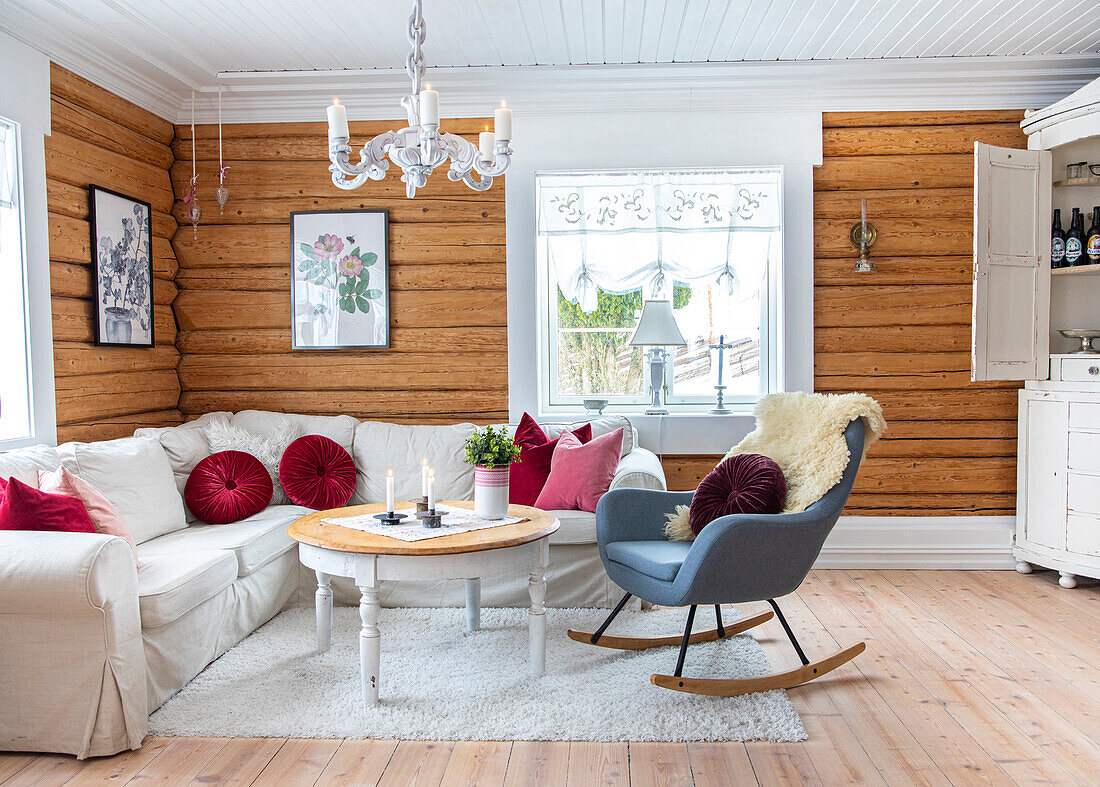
474 465 511 519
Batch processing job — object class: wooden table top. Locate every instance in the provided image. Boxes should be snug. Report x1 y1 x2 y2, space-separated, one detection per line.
287 500 560 556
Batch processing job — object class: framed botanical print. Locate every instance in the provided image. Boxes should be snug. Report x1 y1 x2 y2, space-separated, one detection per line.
90 185 153 347
291 209 390 349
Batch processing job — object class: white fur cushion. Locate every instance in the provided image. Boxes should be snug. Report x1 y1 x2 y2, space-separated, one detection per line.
205 417 300 506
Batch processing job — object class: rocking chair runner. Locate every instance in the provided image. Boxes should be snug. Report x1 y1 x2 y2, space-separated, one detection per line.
568 418 867 697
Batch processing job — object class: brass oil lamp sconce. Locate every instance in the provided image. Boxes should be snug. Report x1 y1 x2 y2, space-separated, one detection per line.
850 198 877 273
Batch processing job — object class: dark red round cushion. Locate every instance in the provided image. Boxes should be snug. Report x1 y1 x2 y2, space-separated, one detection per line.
279 435 356 510
185 451 273 524
688 453 787 536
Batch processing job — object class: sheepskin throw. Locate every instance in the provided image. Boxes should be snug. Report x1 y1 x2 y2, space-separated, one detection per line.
205 417 300 506
665 392 886 541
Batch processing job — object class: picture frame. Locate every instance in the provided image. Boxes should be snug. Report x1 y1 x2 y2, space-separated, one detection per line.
89 185 154 347
290 209 391 349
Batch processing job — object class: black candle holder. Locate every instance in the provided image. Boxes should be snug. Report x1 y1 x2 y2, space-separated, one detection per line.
373 511 409 527
417 507 448 528
415 496 429 513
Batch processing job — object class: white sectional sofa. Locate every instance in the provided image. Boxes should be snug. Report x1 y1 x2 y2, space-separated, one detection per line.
0 410 664 758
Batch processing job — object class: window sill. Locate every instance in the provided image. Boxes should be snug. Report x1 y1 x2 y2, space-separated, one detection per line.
537 410 755 455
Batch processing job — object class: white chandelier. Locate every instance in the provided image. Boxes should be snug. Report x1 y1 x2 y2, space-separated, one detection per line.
325 0 513 199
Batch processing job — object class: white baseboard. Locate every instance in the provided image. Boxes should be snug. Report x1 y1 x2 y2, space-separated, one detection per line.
815 516 1016 570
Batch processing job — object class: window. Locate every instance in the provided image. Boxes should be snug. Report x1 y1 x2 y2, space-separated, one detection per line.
536 168 782 411
0 117 33 443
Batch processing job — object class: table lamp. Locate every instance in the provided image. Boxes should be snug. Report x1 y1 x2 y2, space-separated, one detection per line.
629 299 687 415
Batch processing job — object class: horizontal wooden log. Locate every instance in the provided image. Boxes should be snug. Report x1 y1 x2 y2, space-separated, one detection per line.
179 389 506 420
56 410 184 444
815 351 969 376
814 154 974 191
813 256 971 286
822 110 1024 128
52 296 177 345
172 195 505 226
814 285 971 327
882 420 1017 440
169 159 504 202
50 97 174 170
821 123 1026 157
814 188 972 220
853 457 1015 494
175 262 505 292
49 213 179 279
50 260 177 304
814 217 972 257
55 370 180 424
176 118 494 142
173 289 507 331
47 179 176 239
172 223 505 268
816 374 1018 391
176 326 508 355
842 506 1013 516
45 132 174 214
53 341 180 377
864 438 1016 457
178 353 506 392
173 130 483 163
51 64 174 143
855 389 1018 421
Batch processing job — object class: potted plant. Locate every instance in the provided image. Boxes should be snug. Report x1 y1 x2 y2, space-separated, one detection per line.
464 425 522 520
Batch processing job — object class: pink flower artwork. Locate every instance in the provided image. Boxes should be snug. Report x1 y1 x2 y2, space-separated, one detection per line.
337 253 364 277
312 234 344 260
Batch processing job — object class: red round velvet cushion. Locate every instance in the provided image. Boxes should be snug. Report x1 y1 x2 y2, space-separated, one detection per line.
688 453 787 536
279 435 356 510
185 451 273 525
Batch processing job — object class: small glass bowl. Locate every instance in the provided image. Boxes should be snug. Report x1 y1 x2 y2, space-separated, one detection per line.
1089 164 1100 177
1068 162 1088 179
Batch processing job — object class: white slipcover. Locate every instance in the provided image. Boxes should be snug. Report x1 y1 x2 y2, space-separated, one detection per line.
0 444 61 486
352 421 477 504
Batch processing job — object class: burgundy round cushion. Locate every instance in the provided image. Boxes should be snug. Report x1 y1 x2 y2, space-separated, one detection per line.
688 453 787 536
185 451 273 525
279 435 356 510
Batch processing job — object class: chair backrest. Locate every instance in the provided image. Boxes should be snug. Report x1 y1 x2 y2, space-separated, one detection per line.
799 417 867 523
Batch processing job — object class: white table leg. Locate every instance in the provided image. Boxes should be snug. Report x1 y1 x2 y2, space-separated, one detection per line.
358 583 381 706
465 578 481 633
315 571 333 653
528 539 549 677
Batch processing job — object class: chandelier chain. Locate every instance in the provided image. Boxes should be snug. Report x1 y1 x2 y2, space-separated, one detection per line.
405 0 425 96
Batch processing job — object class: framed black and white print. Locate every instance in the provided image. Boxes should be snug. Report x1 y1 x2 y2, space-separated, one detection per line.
90 185 153 347
291 209 390 349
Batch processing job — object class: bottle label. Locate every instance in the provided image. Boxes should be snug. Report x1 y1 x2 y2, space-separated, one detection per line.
1052 237 1066 263
1067 237 1083 263
1089 235 1100 260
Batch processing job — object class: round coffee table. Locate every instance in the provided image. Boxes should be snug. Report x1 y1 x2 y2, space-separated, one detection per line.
287 500 559 706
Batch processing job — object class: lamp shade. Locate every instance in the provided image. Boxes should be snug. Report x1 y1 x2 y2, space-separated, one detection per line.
628 299 687 347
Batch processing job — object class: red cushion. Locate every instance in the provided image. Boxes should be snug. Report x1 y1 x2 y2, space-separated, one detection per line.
0 477 97 533
534 428 624 513
185 451 273 524
509 414 592 506
279 435 356 510
688 454 787 536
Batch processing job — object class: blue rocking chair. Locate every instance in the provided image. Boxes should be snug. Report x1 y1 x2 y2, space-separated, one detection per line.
567 418 867 696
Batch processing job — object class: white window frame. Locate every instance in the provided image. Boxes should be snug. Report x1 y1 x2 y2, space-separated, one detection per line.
535 166 784 415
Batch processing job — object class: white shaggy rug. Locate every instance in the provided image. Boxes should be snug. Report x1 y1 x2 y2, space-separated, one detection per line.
149 606 805 742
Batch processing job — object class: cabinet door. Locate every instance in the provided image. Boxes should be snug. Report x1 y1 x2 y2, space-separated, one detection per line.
972 142 1052 381
1021 396 1067 551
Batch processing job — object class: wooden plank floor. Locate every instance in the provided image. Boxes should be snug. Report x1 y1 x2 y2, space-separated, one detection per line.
3 569 1098 786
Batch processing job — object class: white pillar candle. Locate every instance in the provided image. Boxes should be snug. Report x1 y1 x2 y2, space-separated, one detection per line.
479 129 495 162
427 470 436 511
421 458 429 497
327 98 349 142
419 83 439 126
494 101 512 142
385 469 395 513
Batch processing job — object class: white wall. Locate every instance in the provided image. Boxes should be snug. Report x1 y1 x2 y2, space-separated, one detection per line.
505 109 822 454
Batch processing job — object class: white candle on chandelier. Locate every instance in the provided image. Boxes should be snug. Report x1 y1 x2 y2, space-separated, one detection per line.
327 97 349 142
419 83 439 126
494 100 512 142
420 458 429 497
427 470 436 511
385 469 395 513
479 127 495 162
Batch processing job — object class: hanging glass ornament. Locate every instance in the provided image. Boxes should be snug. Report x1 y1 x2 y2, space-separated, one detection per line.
215 184 229 214
188 199 202 237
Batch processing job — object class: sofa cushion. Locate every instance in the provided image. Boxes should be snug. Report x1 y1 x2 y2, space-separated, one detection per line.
279 435 356 510
38 466 138 564
185 451 273 525
135 412 230 500
0 444 61 487
0 477 97 534
606 540 693 583
136 549 237 628
137 505 308 578
535 428 624 513
232 411 358 456
546 509 597 545
541 416 635 457
352 421 476 504
57 436 186 544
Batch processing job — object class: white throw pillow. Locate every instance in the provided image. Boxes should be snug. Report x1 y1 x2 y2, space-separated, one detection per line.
135 412 231 499
56 436 186 544
205 417 299 505
0 444 62 487
352 421 476 505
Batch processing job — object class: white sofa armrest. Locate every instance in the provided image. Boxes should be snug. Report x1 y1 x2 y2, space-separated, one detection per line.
609 446 667 492
0 532 147 759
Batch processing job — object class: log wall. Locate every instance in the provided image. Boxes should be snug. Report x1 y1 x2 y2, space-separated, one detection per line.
170 119 507 424
661 110 1028 517
46 64 183 443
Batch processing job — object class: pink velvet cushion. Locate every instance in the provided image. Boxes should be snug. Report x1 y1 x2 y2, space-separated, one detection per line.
279 435 357 510
38 466 138 565
185 450 274 524
510 413 593 506
688 453 787 536
534 427 623 513
0 476 97 534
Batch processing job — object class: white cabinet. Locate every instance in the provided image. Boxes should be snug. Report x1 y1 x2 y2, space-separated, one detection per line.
974 79 1100 588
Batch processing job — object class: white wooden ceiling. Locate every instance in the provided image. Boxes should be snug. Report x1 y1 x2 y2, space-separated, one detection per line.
3 0 1100 121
